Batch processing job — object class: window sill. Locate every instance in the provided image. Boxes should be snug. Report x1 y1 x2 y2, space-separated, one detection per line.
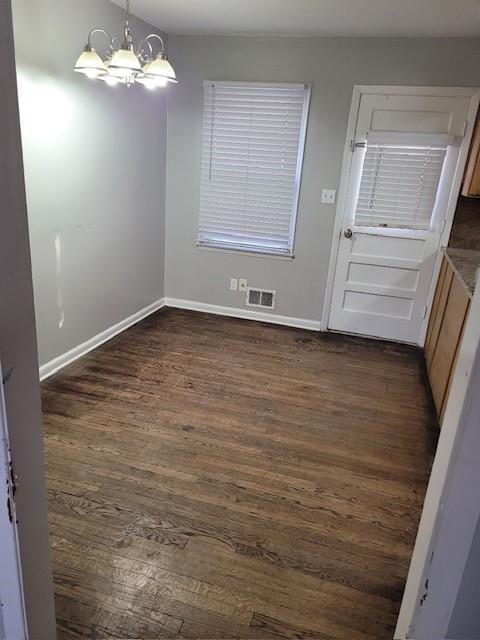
196 243 295 261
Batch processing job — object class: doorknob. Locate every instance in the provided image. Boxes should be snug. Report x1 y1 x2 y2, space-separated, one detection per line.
344 228 353 239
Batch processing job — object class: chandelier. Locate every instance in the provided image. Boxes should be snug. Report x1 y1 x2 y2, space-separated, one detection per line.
74 0 177 89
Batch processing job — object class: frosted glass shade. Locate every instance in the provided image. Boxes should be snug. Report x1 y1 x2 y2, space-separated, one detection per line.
108 47 142 78
142 55 177 83
74 48 107 78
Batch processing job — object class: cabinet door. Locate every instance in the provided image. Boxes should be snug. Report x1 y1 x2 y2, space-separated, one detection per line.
425 257 453 371
429 275 470 417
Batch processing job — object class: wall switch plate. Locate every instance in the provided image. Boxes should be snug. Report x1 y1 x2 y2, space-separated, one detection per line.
230 278 238 291
321 189 336 204
239 279 248 292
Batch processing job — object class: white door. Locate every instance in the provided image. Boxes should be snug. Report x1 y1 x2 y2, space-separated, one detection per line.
329 88 473 344
0 363 27 640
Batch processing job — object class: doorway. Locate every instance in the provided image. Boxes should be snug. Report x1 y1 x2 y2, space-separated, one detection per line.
327 86 478 344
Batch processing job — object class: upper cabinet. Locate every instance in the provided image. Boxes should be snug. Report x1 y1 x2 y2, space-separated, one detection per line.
462 112 480 198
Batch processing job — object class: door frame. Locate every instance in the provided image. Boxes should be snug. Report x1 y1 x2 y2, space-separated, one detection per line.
395 273 480 639
0 362 28 640
0 1 56 637
321 85 480 345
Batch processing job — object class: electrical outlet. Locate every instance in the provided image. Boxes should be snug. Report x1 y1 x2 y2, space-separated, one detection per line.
239 279 248 292
230 278 238 291
321 189 336 204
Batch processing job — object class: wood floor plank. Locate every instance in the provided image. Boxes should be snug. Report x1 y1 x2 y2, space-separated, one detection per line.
42 309 437 639
249 612 339 640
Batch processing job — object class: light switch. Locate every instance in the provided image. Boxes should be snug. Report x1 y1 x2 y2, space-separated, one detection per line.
321 189 336 204
230 278 238 291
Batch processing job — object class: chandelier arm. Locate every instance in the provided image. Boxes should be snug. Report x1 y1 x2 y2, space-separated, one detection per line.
137 33 166 59
87 28 115 51
138 39 154 62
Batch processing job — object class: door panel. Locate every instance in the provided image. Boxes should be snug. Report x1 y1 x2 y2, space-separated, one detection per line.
347 263 419 292
343 290 413 318
357 94 471 139
371 109 453 134
352 233 425 261
328 89 471 344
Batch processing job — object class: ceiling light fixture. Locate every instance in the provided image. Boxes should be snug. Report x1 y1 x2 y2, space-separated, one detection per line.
74 0 177 89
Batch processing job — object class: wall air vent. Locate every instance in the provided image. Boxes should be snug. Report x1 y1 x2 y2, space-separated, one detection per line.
246 288 276 310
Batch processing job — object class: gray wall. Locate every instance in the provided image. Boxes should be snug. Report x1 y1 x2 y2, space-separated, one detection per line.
165 36 480 322
0 1 56 636
12 0 167 368
448 515 480 639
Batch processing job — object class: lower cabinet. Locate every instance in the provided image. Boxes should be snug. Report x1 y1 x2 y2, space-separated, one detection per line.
425 256 471 424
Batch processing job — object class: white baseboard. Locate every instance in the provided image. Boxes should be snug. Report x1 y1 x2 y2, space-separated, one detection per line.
39 298 166 381
39 296 324 381
164 297 324 331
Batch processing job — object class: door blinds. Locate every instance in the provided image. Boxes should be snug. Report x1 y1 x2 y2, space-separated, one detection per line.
198 82 311 255
355 142 448 230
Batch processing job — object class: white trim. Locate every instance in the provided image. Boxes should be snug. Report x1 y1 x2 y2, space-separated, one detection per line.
413 341 480 637
39 298 166 381
418 89 480 347
196 240 294 258
321 85 480 340
165 297 323 331
395 276 480 638
196 244 295 261
0 361 28 640
321 85 361 329
203 80 309 90
39 297 323 381
353 85 479 98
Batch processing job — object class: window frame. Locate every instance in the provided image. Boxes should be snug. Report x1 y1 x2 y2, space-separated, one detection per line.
196 81 312 258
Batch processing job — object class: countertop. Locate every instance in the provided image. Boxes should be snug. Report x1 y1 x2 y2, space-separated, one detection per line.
444 247 480 298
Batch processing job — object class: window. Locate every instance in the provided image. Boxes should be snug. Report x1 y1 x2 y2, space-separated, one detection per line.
197 81 311 256
355 137 448 231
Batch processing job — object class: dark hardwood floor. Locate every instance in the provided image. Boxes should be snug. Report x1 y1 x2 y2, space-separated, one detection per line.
42 308 438 640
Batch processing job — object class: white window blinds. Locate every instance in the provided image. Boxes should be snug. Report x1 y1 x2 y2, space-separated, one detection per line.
355 142 448 230
197 82 311 255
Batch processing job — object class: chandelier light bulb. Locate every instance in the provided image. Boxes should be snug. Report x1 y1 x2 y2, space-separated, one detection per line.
143 78 160 90
100 75 122 86
85 69 102 79
137 75 169 90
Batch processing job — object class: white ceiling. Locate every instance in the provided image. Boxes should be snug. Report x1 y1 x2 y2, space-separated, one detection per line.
111 0 480 37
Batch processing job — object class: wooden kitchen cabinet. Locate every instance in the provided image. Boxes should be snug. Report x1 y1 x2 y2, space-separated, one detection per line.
425 255 471 424
425 258 453 370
